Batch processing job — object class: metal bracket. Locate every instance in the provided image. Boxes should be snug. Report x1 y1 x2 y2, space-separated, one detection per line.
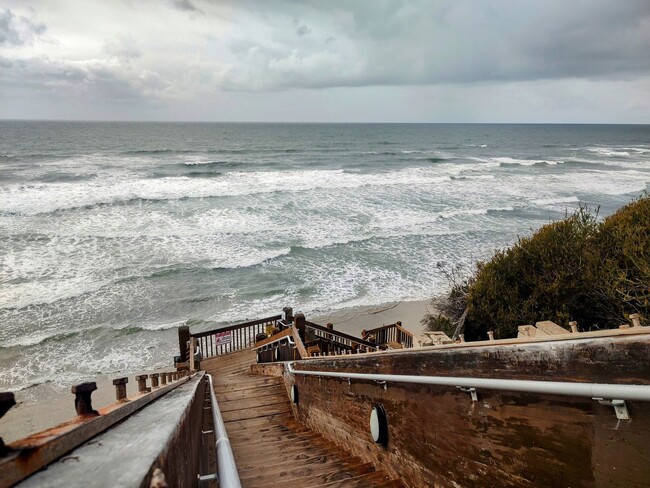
593 398 630 420
457 386 478 402
201 430 213 435
342 377 351 386
198 473 218 486
375 380 387 390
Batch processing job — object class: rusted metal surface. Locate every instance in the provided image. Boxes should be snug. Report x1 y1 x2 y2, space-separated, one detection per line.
112 377 129 402
18 374 205 488
0 375 191 487
71 382 99 417
286 334 650 487
136 375 150 393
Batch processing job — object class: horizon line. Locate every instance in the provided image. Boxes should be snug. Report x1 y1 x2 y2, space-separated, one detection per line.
1 118 649 125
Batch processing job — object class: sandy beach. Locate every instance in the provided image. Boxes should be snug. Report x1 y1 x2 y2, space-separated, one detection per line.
0 299 433 443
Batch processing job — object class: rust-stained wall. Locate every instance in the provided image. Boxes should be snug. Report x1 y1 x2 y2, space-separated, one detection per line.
143 375 206 488
285 336 650 487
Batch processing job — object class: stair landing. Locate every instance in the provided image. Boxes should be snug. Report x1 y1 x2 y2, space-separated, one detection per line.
203 350 402 487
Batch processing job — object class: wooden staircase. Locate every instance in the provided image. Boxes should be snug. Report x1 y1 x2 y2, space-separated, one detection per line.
203 349 403 487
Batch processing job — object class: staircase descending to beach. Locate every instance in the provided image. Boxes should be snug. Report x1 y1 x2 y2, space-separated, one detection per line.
203 349 403 487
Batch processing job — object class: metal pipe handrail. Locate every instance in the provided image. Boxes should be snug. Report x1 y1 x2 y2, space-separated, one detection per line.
206 374 242 488
286 363 650 402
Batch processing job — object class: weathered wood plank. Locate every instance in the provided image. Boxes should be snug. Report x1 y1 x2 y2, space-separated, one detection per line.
241 462 376 487
209 349 401 488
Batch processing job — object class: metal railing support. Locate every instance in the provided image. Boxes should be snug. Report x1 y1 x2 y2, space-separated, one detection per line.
287 363 650 419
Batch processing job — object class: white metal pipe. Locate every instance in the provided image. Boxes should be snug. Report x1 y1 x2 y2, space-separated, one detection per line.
206 374 242 488
287 363 650 402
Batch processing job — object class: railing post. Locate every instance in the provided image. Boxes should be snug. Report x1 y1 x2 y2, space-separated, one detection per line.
71 382 99 417
283 306 294 323
112 377 128 402
178 325 190 363
294 312 306 342
189 337 197 371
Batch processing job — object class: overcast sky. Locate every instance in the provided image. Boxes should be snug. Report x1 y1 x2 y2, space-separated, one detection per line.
1 0 649 123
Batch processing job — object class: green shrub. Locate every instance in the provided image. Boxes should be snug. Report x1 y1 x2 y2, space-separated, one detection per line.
421 313 455 336
440 195 649 340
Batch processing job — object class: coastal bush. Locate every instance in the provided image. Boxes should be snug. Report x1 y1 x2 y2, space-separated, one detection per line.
422 313 455 337
589 195 650 323
425 195 649 340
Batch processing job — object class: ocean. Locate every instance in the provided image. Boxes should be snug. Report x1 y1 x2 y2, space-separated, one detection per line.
1 121 649 392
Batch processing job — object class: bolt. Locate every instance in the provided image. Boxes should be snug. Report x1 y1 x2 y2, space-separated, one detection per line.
112 377 129 402
630 314 641 328
150 373 160 388
459 334 465 343
136 375 150 393
160 373 167 386
487 331 495 341
71 382 99 416
569 321 579 333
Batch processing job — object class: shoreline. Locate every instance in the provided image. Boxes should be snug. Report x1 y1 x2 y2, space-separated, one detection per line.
0 299 433 443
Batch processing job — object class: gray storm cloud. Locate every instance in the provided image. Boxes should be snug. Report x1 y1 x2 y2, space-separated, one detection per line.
215 0 650 90
0 0 649 122
0 8 46 46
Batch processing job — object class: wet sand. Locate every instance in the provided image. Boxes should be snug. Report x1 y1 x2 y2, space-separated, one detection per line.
0 299 434 443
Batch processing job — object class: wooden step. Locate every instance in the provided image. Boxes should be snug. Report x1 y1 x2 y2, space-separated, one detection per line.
310 471 399 488
206 352 400 487
236 453 366 474
219 394 289 413
222 403 292 423
240 462 376 488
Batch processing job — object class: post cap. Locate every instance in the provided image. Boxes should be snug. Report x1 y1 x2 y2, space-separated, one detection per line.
112 377 128 385
150 373 159 378
71 382 97 394
135 375 149 381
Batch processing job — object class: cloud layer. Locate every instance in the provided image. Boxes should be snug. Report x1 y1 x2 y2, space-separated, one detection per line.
1 0 649 122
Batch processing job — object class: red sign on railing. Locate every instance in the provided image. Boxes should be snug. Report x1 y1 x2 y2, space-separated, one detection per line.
214 331 232 345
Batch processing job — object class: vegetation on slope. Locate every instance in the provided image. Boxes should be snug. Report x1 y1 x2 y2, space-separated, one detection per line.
423 194 649 340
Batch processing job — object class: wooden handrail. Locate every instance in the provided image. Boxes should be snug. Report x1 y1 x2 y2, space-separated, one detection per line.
395 324 414 338
366 323 413 337
305 321 377 348
254 328 293 349
290 326 309 359
192 315 282 338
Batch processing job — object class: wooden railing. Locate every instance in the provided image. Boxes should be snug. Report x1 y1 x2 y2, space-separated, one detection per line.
255 328 305 363
192 315 283 359
366 323 414 349
254 322 380 363
304 321 378 356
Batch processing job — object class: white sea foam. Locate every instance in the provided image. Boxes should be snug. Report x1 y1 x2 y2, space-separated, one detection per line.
0 168 459 215
587 147 631 157
532 196 580 206
492 157 562 166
